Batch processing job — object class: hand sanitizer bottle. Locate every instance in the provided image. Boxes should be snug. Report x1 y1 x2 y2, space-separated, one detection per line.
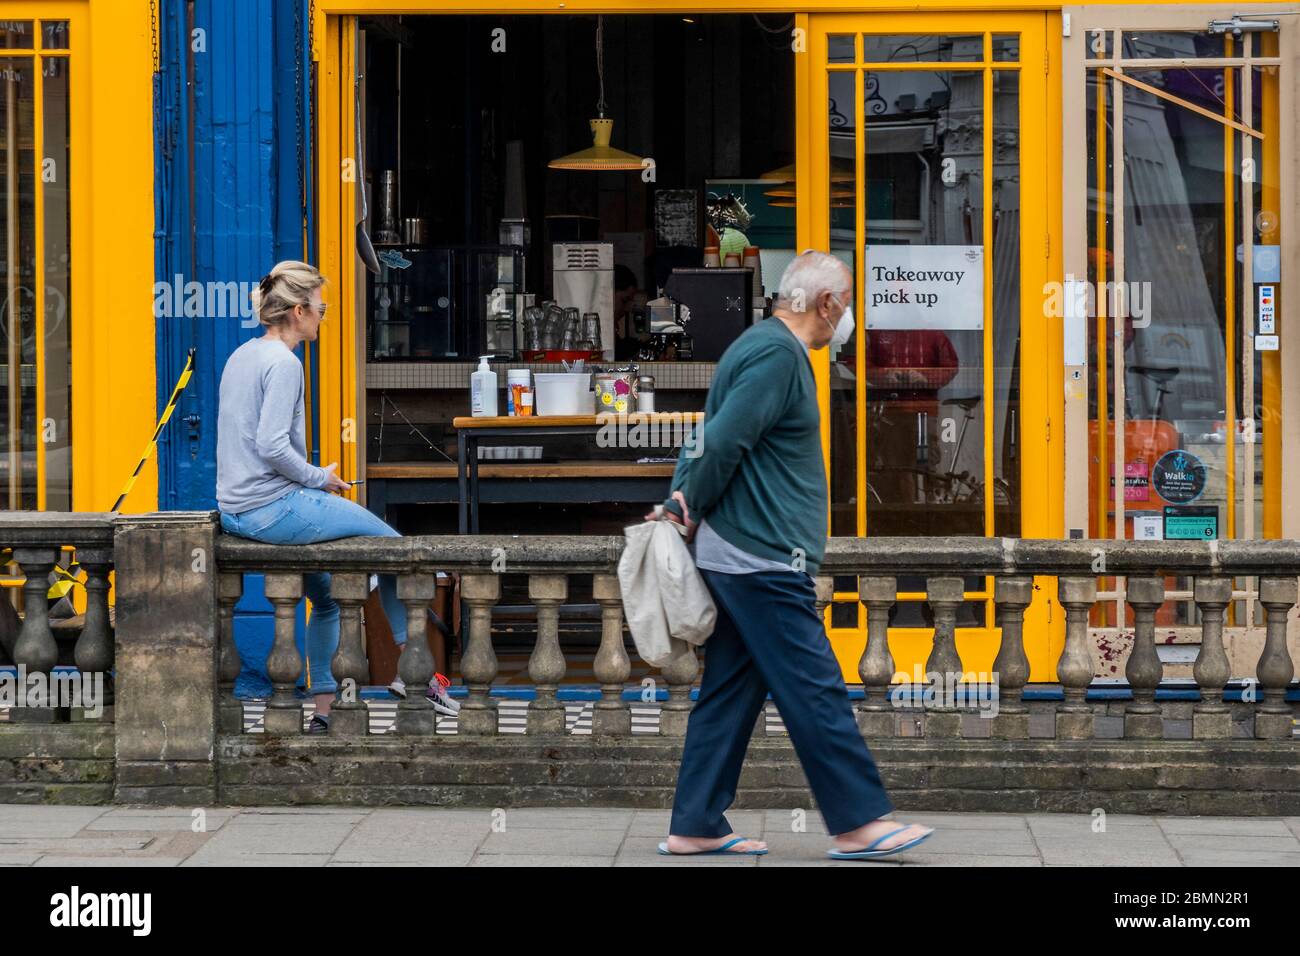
471 355 498 417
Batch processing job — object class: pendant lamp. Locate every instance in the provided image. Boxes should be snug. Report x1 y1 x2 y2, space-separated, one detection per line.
548 16 644 172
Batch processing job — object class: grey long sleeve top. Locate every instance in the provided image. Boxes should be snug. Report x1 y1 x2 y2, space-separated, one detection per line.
216 336 328 514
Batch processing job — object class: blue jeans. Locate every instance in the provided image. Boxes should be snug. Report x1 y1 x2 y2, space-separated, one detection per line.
220 488 408 696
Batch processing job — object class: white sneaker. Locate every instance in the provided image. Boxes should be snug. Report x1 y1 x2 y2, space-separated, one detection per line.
427 673 461 717
388 674 460 717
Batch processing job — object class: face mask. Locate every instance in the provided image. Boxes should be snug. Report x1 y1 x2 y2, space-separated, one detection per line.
825 293 855 347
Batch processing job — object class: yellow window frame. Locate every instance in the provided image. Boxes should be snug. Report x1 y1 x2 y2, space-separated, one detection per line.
806 12 1061 683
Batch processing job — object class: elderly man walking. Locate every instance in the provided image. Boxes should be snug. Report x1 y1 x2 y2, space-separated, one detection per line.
653 251 934 860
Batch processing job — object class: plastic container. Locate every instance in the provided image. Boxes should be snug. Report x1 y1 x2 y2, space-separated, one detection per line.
637 375 655 413
506 368 531 415
470 355 498 417
533 373 592 416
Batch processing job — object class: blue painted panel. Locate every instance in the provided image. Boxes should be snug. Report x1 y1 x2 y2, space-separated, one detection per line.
155 0 316 511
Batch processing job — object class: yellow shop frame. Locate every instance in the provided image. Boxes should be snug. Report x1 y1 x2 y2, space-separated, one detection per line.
0 1 157 515
312 1 1074 678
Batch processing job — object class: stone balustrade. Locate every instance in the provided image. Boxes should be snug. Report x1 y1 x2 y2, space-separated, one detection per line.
0 513 116 722
2 511 1298 808
211 525 1299 742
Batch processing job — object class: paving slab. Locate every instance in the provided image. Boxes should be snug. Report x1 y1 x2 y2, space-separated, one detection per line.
35 856 183 867
476 827 626 857
471 855 616 867
0 806 1295 866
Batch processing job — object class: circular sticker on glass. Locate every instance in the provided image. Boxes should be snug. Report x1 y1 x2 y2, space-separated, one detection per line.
1151 450 1207 504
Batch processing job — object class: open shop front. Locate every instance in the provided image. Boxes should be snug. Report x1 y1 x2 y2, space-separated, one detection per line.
310 2 1300 687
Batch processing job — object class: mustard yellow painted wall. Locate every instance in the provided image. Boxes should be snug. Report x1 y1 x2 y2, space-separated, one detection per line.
0 1 156 514
79 0 157 512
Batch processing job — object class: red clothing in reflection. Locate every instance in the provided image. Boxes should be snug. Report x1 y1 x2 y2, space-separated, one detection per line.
864 329 960 410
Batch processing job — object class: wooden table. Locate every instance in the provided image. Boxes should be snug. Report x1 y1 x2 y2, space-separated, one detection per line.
443 413 703 533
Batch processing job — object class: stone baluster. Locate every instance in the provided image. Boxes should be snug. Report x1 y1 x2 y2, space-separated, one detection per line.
217 572 244 734
10 548 60 721
659 643 698 738
329 572 371 736
1191 576 1231 740
396 571 438 736
1124 575 1165 739
458 573 501 736
1254 576 1297 739
922 577 965 737
857 576 896 738
527 574 567 735
263 573 304 736
12 548 59 657
1056 576 1097 739
73 548 115 715
991 576 1033 739
592 573 631 736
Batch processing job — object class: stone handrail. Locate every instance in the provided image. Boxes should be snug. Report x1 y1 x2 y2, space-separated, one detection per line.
214 525 1300 742
2 512 1296 745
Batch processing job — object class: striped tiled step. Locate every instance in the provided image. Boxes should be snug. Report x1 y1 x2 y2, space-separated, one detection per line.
237 699 787 736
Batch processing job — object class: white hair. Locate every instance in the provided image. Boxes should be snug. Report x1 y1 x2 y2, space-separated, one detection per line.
774 251 851 313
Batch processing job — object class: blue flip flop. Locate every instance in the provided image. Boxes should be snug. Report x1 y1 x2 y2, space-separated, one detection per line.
826 826 934 860
657 837 768 856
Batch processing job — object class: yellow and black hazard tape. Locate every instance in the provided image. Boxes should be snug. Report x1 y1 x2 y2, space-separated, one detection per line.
111 347 197 513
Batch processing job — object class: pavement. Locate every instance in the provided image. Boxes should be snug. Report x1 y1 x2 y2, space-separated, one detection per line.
1 806 1299 866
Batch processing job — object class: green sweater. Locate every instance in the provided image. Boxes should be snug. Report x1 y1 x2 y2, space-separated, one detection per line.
663 316 828 574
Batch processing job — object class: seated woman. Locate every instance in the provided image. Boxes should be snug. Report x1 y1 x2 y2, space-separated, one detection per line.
215 260 457 732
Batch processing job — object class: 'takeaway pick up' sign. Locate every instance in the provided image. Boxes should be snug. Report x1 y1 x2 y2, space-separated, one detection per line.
865 245 984 330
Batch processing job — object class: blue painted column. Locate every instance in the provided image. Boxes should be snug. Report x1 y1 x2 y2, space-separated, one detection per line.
155 1 317 694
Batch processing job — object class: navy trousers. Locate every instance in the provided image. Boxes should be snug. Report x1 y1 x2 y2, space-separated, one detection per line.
669 569 895 837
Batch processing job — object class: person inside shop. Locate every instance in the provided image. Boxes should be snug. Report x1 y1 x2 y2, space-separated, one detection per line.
612 264 642 361
650 250 936 861
864 327 961 509
215 260 460 731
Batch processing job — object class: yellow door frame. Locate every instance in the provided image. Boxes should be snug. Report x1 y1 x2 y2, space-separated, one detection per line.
315 13 362 490
804 12 1062 682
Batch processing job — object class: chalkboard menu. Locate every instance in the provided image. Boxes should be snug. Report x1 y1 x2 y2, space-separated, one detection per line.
655 189 699 248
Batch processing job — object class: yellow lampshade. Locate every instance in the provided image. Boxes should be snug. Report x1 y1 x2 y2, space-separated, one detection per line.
759 162 853 183
549 117 644 171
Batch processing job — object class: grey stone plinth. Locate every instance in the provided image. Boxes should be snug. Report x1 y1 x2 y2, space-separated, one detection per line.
926 712 961 738
397 709 438 737
857 710 894 739
457 704 498 737
592 707 632 737
526 703 566 736
1124 712 1164 739
990 712 1030 739
658 709 691 737
330 707 369 737
1192 710 1231 740
264 706 304 737
1056 711 1092 739
112 512 220 803
1254 712 1292 740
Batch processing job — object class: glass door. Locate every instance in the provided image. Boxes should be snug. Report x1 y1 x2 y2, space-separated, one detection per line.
808 13 1055 682
1063 7 1291 674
